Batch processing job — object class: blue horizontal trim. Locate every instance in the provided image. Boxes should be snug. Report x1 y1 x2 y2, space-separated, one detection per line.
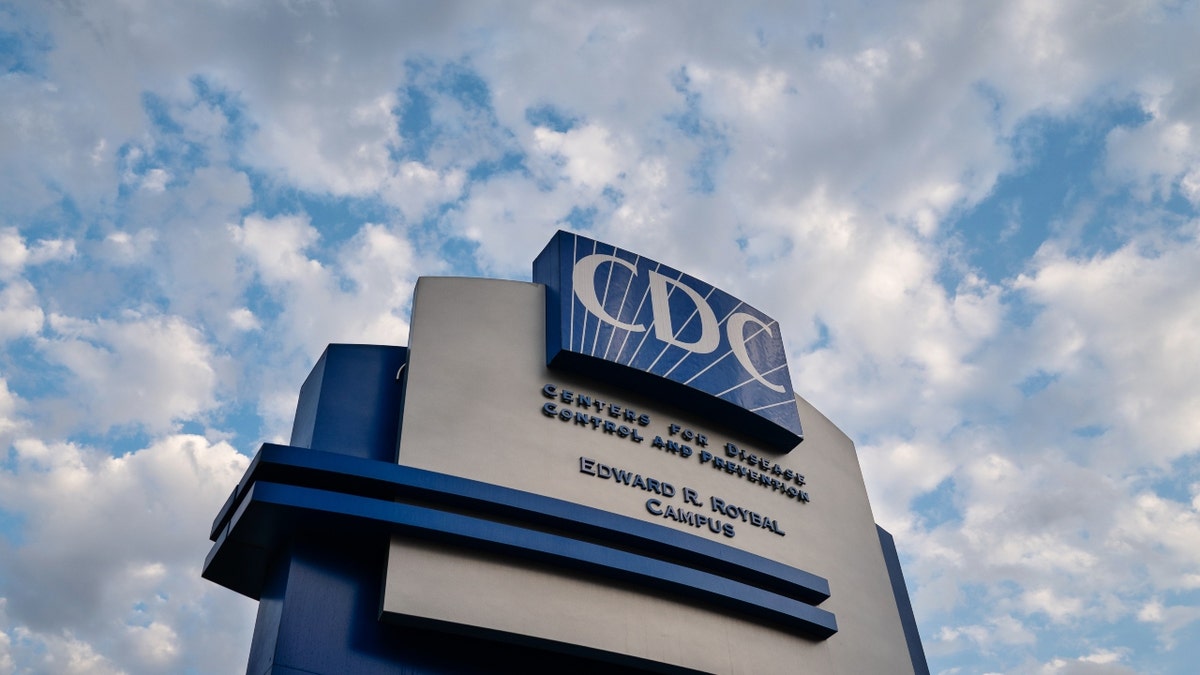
210 443 830 605
208 480 837 640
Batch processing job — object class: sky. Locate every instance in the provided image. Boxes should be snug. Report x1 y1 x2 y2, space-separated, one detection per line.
0 1 1198 673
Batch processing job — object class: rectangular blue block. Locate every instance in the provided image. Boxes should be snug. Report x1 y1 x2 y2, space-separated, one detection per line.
290 344 408 462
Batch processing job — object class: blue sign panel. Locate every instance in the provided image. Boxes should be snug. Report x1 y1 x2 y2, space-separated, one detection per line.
534 231 803 450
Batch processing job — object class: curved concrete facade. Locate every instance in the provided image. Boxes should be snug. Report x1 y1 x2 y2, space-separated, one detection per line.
383 276 923 674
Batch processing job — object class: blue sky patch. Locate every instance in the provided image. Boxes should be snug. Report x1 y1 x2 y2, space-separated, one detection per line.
667 67 730 194
525 103 579 132
911 477 960 528
947 100 1152 285
0 4 50 76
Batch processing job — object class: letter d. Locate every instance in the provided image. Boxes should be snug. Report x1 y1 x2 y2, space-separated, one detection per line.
648 271 719 353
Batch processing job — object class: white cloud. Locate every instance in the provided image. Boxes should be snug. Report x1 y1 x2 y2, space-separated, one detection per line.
532 123 624 189
935 613 1036 652
0 614 13 674
232 214 323 285
381 161 466 224
1036 649 1137 675
140 168 171 193
249 92 400 196
1020 588 1086 624
0 231 26 278
38 312 220 434
450 173 587 277
1137 598 1200 650
0 378 23 445
125 621 178 669
1109 490 1200 594
100 230 158 266
857 437 957 533
232 215 423 436
0 74 122 219
1014 230 1200 465
0 281 45 342
4 625 124 675
0 434 254 674
227 307 260 332
0 229 75 280
233 215 418 353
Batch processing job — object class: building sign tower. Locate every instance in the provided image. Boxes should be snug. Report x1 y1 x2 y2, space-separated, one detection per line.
203 230 928 674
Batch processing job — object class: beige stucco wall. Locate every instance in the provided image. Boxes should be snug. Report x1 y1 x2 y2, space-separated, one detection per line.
383 276 914 674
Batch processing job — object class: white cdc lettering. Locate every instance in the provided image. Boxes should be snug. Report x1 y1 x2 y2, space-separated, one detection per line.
572 253 785 393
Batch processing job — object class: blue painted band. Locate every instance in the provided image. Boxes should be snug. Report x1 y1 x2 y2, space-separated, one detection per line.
878 526 930 674
209 443 830 605
208 479 837 639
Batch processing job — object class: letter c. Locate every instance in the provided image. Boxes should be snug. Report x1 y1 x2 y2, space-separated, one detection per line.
726 312 786 393
573 254 646 332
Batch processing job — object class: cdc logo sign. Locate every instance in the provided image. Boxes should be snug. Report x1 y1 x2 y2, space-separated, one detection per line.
534 231 804 450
